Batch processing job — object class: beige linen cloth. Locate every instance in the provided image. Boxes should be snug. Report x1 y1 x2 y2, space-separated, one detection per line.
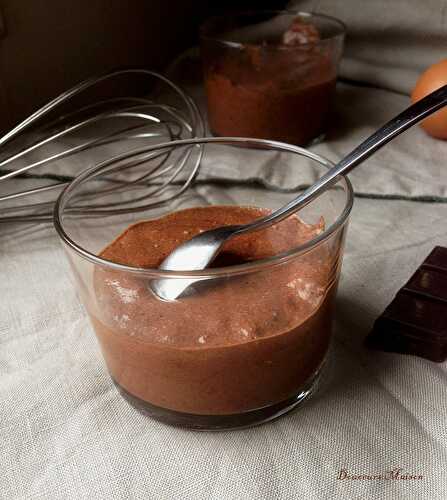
1 1 447 499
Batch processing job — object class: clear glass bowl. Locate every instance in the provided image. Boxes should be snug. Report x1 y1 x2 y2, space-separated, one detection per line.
54 137 353 430
200 11 345 145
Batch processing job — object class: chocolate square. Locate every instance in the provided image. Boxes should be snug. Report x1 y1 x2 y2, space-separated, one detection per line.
365 247 447 362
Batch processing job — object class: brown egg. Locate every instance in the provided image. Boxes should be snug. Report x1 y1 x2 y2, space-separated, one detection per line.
411 59 447 139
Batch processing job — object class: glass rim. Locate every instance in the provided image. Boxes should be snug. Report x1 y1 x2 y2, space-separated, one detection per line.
199 10 347 50
54 137 354 279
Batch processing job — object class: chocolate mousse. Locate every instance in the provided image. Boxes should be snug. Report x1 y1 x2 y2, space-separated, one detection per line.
202 17 337 145
89 206 338 421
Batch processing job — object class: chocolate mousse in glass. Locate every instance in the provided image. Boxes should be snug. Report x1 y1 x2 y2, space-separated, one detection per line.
55 138 353 430
201 12 345 145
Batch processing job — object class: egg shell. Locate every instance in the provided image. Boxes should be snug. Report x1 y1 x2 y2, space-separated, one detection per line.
411 59 447 140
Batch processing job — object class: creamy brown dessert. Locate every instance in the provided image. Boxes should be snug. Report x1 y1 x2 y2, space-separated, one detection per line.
202 18 337 145
89 206 337 416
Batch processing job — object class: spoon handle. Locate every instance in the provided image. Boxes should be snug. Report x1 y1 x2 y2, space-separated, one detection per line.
242 84 447 234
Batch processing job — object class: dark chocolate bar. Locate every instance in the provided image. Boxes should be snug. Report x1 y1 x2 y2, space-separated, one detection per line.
365 246 447 362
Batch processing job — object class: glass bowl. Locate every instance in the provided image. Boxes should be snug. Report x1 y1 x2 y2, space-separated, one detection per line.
54 137 353 430
200 11 345 146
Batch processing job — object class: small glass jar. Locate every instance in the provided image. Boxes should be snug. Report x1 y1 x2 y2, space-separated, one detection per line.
201 11 345 146
54 137 353 430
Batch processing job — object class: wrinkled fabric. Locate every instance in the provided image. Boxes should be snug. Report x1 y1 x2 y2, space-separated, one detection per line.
2 193 447 500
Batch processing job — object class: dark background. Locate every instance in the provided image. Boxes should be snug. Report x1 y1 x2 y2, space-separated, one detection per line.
0 0 288 132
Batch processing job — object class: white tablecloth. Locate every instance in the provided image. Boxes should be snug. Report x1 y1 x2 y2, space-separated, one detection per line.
2 2 447 498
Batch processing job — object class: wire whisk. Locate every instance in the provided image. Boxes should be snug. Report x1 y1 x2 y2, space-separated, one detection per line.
0 69 204 224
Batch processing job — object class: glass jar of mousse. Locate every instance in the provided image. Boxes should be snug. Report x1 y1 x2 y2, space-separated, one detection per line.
54 137 353 430
201 11 345 145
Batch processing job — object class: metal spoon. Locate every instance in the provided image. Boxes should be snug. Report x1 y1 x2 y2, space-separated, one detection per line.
152 84 447 301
